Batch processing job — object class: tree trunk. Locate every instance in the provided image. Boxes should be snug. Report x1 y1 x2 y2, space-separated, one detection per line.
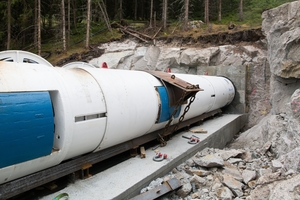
149 0 153 28
205 0 209 24
62 0 66 52
7 0 11 50
72 0 77 29
86 0 91 49
48 13 53 30
141 0 145 20
114 0 118 18
239 0 243 21
68 0 71 48
119 0 123 20
162 0 168 29
34 0 37 48
134 0 137 21
183 0 189 31
218 0 221 22
154 11 156 28
38 0 41 55
98 0 112 32
162 0 165 28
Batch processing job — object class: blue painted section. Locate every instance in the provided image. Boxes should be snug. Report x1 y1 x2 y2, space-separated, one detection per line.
157 87 181 123
0 92 54 168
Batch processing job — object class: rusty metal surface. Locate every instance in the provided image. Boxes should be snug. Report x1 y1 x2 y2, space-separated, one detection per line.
145 70 201 91
145 71 206 145
130 178 182 200
145 70 203 106
0 110 221 200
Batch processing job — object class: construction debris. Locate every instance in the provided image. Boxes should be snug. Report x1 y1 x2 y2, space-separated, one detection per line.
114 23 161 43
130 178 181 200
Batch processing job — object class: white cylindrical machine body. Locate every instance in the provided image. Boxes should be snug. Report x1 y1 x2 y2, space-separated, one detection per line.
172 74 235 122
0 59 235 185
53 68 107 160
80 68 163 151
146 74 235 132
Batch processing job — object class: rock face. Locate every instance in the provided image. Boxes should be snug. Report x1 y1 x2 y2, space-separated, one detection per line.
225 3 300 197
231 0 300 163
262 1 300 114
262 1 300 79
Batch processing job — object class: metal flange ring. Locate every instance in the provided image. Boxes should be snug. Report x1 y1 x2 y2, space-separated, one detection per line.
188 140 198 145
153 155 164 162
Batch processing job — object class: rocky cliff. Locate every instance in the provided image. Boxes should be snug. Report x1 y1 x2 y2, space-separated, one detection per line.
226 2 300 198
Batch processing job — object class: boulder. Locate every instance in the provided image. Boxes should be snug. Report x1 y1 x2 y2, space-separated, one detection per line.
242 170 257 184
193 154 224 168
268 174 300 200
221 174 244 197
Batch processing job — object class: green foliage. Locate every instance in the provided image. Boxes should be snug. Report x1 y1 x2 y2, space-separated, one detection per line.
0 0 297 53
243 0 295 25
248 0 293 10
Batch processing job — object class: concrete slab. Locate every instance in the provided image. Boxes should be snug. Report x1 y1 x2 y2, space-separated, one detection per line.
42 114 246 200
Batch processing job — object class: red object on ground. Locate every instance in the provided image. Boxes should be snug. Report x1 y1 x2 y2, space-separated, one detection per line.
102 62 108 68
157 152 167 159
167 68 171 73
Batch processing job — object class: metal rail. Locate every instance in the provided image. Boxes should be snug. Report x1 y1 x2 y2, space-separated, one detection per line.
0 109 221 200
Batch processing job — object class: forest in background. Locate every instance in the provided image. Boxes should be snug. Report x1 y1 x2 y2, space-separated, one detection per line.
0 0 295 56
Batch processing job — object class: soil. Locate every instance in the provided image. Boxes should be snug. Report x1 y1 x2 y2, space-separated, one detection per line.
54 27 264 67
55 47 105 67
156 28 264 48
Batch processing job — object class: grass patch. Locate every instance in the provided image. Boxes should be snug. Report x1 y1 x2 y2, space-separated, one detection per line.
43 24 122 65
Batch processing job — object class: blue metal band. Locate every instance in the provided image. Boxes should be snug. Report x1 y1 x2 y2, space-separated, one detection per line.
0 92 54 168
156 86 181 123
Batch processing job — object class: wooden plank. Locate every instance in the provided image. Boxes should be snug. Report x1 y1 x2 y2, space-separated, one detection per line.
81 163 92 170
121 29 149 43
152 26 162 39
189 127 208 133
140 146 146 158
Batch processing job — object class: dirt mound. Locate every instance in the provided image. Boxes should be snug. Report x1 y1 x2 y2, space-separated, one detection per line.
156 28 264 48
55 47 104 66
